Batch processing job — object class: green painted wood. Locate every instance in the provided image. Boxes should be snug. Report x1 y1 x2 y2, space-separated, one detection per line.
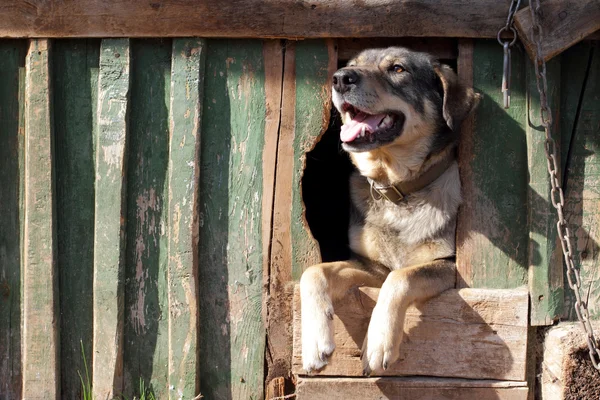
22 39 59 400
0 39 26 400
562 44 600 320
92 38 130 399
526 57 564 326
291 40 335 279
199 39 266 400
123 38 171 399
458 40 529 288
52 39 99 398
167 38 206 399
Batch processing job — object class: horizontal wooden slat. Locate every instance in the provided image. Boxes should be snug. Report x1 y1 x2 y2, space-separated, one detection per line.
0 0 537 39
297 377 529 400
293 286 529 381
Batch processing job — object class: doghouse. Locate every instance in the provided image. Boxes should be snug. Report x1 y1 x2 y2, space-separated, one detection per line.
0 1 599 399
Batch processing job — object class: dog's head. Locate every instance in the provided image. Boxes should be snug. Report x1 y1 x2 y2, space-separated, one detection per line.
332 47 480 154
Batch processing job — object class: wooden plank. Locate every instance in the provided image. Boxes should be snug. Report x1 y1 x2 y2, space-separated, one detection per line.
291 40 336 279
514 0 600 62
167 38 205 399
0 39 26 400
123 38 171 399
199 39 267 400
456 39 475 288
455 40 529 289
262 40 286 384
22 38 59 400
337 38 457 61
52 39 99 398
292 286 529 381
562 44 600 321
0 0 531 39
266 39 335 386
92 38 130 400
526 57 564 326
297 377 529 400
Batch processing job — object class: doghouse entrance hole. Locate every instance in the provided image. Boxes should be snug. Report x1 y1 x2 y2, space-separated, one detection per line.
302 105 354 262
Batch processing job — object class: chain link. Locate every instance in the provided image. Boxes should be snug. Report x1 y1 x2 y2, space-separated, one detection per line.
529 0 600 370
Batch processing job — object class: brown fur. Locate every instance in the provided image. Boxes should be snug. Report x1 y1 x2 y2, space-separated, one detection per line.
300 47 480 375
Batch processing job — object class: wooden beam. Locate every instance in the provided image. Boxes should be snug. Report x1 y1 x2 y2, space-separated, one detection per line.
0 39 26 400
167 38 205 399
297 377 529 400
92 38 130 399
1 0 527 39
337 38 457 61
526 57 564 326
514 0 600 62
22 38 60 400
292 286 529 381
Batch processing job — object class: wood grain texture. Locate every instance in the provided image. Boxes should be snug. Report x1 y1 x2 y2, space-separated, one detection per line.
526 58 564 326
293 286 529 381
167 38 205 400
92 38 130 400
262 40 288 384
455 40 529 289
1 0 525 39
297 377 529 400
52 39 99 398
199 39 266 400
561 44 600 320
123 38 171 399
22 39 59 400
514 0 600 62
0 39 26 400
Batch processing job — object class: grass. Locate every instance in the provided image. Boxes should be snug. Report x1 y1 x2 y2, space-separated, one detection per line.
78 340 156 400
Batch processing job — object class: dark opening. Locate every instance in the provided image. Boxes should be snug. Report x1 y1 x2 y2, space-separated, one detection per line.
302 106 355 262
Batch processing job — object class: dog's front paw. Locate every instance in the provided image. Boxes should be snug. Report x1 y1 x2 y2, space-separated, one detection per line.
361 305 402 376
301 297 335 373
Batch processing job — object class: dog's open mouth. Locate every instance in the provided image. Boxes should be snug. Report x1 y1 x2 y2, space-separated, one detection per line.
340 103 405 151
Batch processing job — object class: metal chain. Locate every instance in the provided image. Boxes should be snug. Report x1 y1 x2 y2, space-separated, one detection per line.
529 0 600 370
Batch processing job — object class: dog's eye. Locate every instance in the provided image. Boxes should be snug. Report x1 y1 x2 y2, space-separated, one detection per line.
392 64 404 73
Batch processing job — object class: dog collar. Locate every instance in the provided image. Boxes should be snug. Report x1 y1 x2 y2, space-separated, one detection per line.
367 154 456 204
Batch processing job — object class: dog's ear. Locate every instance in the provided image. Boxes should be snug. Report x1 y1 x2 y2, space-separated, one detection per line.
434 64 482 131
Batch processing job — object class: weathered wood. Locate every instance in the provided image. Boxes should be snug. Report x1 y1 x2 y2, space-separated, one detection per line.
267 40 335 386
337 38 457 61
526 57 564 326
52 39 99 398
293 286 529 380
167 38 205 399
199 39 266 400
561 43 600 320
541 322 600 400
1 0 531 39
291 40 336 278
0 39 26 400
514 0 600 62
93 38 130 399
122 38 171 399
265 377 286 400
456 39 475 288
297 377 529 400
22 38 59 400
455 40 529 289
262 40 287 384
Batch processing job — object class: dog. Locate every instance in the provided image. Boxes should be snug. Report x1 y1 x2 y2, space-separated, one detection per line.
300 47 480 375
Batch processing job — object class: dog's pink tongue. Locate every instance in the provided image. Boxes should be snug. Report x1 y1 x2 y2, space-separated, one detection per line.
341 112 386 142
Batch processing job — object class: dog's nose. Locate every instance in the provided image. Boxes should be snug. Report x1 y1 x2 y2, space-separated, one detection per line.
332 69 360 93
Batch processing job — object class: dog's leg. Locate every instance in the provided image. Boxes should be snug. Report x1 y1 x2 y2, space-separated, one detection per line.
361 259 455 375
301 260 386 372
